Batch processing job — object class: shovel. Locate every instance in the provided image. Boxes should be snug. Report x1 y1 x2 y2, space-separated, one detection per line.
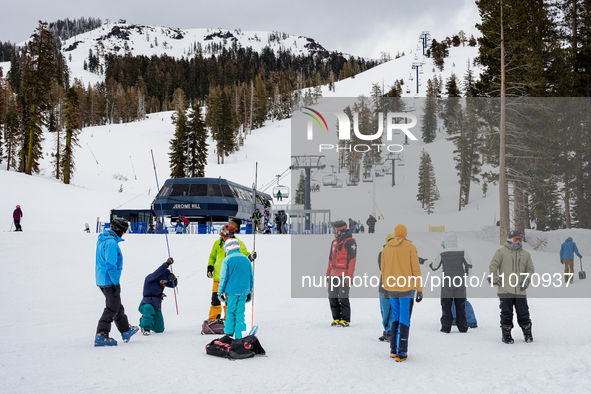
579 257 586 280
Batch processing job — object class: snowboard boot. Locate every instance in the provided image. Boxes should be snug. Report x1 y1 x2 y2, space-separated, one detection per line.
521 322 533 343
440 328 451 333
331 320 341 327
95 332 117 347
122 326 139 343
395 351 408 362
339 320 350 327
141 328 150 336
501 324 514 344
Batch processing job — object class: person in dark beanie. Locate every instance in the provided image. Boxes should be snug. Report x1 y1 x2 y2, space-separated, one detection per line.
139 257 177 335
13 205 23 231
326 220 357 327
94 218 139 346
366 214 377 233
489 230 535 344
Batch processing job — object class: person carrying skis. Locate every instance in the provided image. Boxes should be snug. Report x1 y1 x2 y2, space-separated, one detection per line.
378 234 396 342
326 220 357 327
430 231 472 333
13 205 23 231
560 237 582 285
139 258 177 335
366 214 377 234
218 239 254 339
206 223 255 321
381 224 423 362
94 218 139 346
488 230 535 344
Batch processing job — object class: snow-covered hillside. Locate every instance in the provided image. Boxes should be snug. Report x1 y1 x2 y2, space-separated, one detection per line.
2 27 591 394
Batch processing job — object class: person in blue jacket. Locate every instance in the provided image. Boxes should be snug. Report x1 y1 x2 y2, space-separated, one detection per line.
218 239 254 339
560 237 583 284
139 258 177 335
94 218 139 346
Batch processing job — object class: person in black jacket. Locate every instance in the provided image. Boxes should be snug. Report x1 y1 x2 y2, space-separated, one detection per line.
139 258 177 335
430 232 472 333
366 214 377 233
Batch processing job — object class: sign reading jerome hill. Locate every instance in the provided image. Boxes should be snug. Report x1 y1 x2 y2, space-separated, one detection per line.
172 204 201 209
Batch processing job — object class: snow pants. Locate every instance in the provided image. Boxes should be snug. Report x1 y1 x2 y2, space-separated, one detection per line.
389 292 414 353
441 285 467 332
564 258 574 283
97 285 130 334
452 300 477 327
328 283 351 322
224 295 247 339
138 303 165 333
209 280 227 321
379 293 393 334
14 219 22 231
499 296 531 328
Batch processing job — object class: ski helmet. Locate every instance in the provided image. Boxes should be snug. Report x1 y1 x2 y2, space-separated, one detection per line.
224 238 240 254
220 223 236 238
507 230 523 243
333 220 347 232
110 218 129 237
16 205 20 208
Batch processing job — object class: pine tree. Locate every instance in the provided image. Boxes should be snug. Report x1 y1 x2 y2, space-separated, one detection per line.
295 171 306 205
169 107 188 178
186 102 208 177
421 80 437 143
62 87 81 184
417 149 440 214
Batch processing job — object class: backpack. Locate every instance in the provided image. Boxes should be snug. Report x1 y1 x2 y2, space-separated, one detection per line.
201 319 225 335
206 335 266 359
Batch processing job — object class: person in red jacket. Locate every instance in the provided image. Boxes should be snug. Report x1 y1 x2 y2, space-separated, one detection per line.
326 220 357 327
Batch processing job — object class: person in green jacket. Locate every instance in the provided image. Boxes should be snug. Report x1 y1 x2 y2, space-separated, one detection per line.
489 230 535 344
206 223 256 321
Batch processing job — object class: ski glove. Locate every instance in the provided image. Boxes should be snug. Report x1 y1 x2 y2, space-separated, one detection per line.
218 293 228 302
249 251 257 262
165 257 174 268
561 259 564 265
520 279 530 291
246 293 252 303
207 265 214 278
415 291 423 303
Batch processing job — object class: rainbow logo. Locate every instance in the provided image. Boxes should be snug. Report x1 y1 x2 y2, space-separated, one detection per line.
302 107 329 132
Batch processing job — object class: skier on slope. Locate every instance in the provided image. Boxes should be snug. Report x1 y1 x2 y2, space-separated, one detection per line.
488 230 535 344
138 258 177 335
326 220 357 327
94 218 139 346
218 239 254 339
206 223 255 321
13 205 23 231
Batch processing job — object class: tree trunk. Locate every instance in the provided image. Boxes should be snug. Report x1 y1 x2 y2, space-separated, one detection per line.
499 0 510 245
565 183 572 228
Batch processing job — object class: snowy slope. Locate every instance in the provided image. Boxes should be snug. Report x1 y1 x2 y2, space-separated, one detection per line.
1 29 591 394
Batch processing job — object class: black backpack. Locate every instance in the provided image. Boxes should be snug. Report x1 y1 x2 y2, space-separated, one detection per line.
206 335 266 360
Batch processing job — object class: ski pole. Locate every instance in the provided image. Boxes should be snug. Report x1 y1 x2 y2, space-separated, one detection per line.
10 221 13 232
151 149 178 315
251 162 258 328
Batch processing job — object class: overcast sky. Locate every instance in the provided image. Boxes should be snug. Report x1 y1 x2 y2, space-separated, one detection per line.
1 0 481 58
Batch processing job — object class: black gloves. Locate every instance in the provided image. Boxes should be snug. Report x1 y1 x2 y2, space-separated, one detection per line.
561 259 564 265
415 291 423 303
249 251 257 262
207 265 214 278
418 257 426 265
165 257 174 268
246 293 252 303
168 273 177 285
520 279 530 291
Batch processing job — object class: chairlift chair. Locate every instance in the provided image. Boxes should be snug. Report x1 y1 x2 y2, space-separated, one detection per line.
362 171 374 183
346 177 359 186
273 185 290 199
322 174 338 186
332 179 343 188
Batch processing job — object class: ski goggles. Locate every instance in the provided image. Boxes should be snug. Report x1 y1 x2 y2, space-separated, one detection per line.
511 237 523 243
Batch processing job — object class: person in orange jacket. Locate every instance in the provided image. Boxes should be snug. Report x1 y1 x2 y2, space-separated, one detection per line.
381 224 423 362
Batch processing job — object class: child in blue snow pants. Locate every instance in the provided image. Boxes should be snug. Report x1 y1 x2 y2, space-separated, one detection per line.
224 294 248 338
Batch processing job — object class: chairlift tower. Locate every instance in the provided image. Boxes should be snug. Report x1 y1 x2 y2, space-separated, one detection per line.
412 61 423 94
291 155 325 230
386 153 404 186
400 106 416 145
420 31 431 55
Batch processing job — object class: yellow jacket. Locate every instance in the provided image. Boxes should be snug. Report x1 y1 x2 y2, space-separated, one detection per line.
381 237 423 292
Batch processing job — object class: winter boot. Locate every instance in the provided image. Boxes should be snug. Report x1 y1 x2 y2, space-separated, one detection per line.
501 324 514 344
122 326 139 343
521 322 533 343
331 320 341 327
141 328 150 336
95 332 117 347
390 350 397 358
440 328 450 333
339 320 350 327
379 331 391 342
395 351 408 362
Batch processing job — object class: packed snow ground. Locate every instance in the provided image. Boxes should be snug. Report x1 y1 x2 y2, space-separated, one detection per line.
1 30 591 393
